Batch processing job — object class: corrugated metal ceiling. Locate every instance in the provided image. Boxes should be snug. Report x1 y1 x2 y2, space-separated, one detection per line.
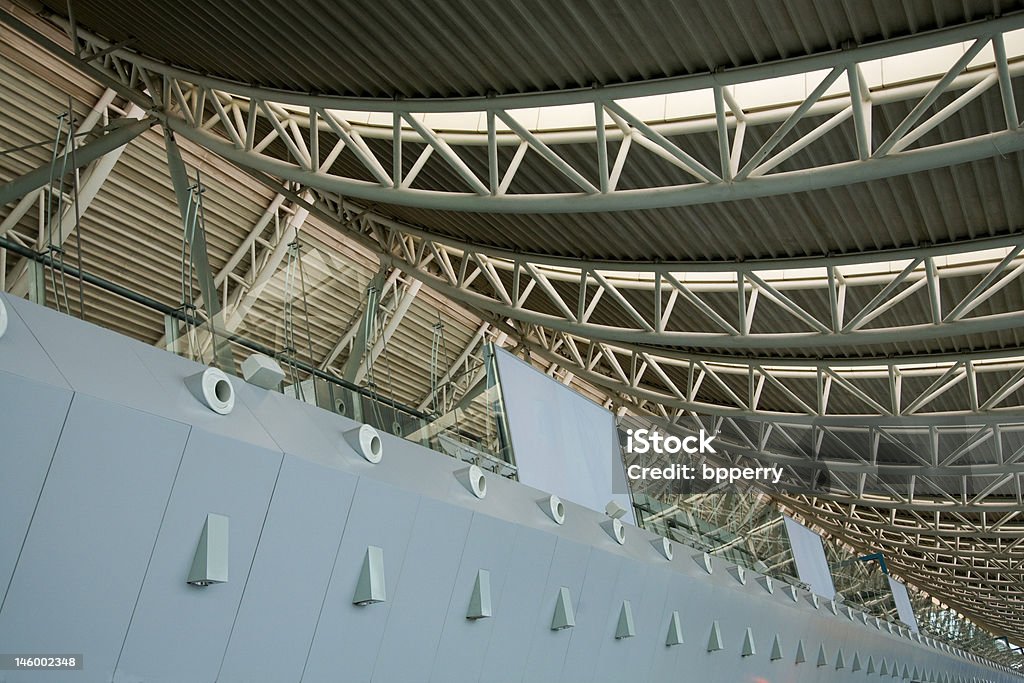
37 0 1024 98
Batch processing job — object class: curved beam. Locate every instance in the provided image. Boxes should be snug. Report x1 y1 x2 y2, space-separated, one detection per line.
520 334 1024 423
343 205 1024 351
45 11 1024 215
168 116 1024 213
379 256 1024 348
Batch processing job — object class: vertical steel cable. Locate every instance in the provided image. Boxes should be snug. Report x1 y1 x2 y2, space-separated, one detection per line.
67 97 86 319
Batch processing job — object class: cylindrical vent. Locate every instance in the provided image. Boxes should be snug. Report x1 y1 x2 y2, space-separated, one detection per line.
185 367 235 415
612 517 625 544
456 465 487 499
0 298 7 340
546 495 565 524
602 518 626 544
344 424 383 463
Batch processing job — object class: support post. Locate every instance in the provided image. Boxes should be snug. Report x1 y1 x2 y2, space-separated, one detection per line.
163 128 234 371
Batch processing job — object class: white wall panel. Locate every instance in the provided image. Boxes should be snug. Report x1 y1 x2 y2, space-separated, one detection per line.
0 372 72 605
478 526 558 680
115 428 282 683
521 538 592 683
0 394 189 683
0 294 70 388
371 497 473 682
301 477 421 683
430 513 520 683
218 455 358 683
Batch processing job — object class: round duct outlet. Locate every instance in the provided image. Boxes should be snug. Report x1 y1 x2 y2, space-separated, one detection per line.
186 367 235 415
545 495 566 524
456 465 487 499
345 424 383 463
612 518 626 544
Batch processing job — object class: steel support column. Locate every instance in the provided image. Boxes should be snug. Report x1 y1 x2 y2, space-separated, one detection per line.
163 127 233 370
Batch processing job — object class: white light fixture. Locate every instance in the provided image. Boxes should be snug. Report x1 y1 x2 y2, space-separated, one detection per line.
241 353 285 390
652 537 673 560
615 601 635 639
353 546 386 605
741 627 756 656
551 587 575 630
770 634 784 660
344 424 383 463
707 620 724 652
455 465 487 499
466 569 492 620
187 513 229 587
333 397 349 416
666 611 683 646
729 565 747 585
185 367 235 415
0 298 7 339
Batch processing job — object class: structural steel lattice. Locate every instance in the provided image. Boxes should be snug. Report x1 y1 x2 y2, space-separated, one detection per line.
2 5 1024 644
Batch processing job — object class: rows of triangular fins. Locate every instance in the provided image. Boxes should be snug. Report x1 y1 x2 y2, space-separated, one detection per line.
416 581 1000 681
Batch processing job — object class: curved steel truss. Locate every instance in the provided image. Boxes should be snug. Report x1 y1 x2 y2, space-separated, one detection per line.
50 11 1024 213
513 325 1024 422
344 206 1024 350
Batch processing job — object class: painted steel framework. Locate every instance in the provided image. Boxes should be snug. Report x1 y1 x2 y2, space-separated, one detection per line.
347 209 1024 350
9 11 1016 213
2 4 1023 645
507 321 1024 423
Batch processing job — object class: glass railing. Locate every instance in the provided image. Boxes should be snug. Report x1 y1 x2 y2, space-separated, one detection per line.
163 318 519 478
826 545 898 619
632 490 803 586
2 243 517 478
